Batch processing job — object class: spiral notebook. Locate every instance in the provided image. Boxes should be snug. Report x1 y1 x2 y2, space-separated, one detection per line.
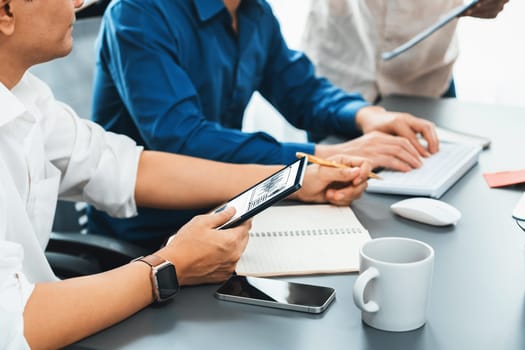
235 204 371 277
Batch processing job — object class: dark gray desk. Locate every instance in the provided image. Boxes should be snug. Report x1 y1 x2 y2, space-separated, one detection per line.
75 96 525 349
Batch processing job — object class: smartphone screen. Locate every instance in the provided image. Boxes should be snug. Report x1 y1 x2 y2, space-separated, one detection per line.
214 157 307 230
215 275 336 314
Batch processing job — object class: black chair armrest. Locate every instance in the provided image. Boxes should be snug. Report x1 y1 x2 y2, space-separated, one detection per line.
47 232 149 278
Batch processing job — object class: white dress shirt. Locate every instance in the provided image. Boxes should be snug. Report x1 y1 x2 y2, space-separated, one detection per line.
302 0 462 102
0 72 142 349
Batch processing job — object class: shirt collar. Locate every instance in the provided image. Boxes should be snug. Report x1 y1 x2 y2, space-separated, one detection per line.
193 0 224 22
0 80 26 128
193 0 265 22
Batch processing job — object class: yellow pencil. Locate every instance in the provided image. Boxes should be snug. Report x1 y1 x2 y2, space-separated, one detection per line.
296 152 382 180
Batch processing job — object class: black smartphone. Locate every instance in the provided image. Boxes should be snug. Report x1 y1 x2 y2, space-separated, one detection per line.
215 275 336 314
214 157 307 230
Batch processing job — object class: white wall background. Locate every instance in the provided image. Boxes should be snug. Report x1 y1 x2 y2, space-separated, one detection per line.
454 0 525 106
243 0 525 142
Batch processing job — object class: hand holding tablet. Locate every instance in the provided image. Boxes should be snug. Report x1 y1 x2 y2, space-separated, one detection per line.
214 157 307 230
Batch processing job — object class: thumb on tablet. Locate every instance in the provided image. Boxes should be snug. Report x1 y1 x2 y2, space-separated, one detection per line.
209 206 237 228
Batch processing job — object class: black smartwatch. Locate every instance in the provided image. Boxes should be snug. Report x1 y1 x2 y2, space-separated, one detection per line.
134 255 179 303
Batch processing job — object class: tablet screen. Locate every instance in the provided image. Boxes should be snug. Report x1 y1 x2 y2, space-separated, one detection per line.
215 158 307 229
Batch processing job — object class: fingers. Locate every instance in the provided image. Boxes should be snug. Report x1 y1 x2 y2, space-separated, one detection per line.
324 155 372 185
327 154 367 168
199 220 250 284
205 206 236 228
297 160 370 204
227 219 251 256
392 124 430 158
376 155 413 172
464 0 508 18
160 207 250 286
331 166 362 184
408 117 439 157
325 181 368 206
214 218 251 261
416 119 439 154
315 160 363 186
379 113 438 157
355 107 439 160
333 132 422 171
371 134 422 171
312 158 371 206
356 159 373 185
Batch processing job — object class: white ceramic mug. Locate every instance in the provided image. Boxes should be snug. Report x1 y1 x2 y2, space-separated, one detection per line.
353 237 434 332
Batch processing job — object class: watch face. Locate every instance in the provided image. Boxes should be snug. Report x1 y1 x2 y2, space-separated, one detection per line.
156 264 179 301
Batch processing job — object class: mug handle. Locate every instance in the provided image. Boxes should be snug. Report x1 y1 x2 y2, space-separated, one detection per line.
353 267 380 313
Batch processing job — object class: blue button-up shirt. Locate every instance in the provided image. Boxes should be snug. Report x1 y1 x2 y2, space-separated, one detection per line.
89 0 369 242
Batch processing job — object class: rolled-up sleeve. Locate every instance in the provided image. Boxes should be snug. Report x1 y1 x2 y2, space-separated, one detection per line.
258 13 370 140
71 120 142 218
38 79 143 218
0 241 33 350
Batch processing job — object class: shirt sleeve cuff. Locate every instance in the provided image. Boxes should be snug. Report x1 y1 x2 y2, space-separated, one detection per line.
334 100 371 139
83 128 144 218
280 142 316 164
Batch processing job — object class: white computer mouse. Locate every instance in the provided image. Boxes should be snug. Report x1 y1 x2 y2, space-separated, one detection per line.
390 197 461 226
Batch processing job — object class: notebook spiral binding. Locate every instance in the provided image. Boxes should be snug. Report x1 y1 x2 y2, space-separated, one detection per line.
250 227 365 237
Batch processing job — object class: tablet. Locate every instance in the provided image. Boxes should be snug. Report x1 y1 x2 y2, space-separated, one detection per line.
214 157 307 230
382 0 479 61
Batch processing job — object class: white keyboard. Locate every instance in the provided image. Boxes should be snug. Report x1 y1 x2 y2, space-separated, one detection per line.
367 142 482 198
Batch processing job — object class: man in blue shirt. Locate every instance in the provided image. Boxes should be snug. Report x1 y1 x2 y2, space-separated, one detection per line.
90 0 439 245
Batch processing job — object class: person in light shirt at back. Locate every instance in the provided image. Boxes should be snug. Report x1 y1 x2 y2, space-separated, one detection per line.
302 0 508 104
0 0 373 348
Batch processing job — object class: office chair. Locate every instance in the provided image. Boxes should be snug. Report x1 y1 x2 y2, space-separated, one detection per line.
44 1 149 279
46 201 148 278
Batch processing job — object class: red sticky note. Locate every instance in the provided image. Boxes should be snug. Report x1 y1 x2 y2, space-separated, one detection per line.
483 169 525 188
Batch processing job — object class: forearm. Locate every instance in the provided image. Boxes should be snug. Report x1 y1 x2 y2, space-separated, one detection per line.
135 151 280 209
259 26 368 138
24 262 152 349
267 75 368 138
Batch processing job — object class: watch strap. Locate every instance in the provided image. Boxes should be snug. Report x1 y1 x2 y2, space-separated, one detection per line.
135 254 166 268
133 254 178 303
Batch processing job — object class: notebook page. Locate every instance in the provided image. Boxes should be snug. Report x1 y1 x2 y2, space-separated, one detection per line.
366 142 481 198
236 205 371 277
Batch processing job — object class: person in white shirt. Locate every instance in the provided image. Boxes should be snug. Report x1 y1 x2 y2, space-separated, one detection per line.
302 0 508 104
0 0 373 348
